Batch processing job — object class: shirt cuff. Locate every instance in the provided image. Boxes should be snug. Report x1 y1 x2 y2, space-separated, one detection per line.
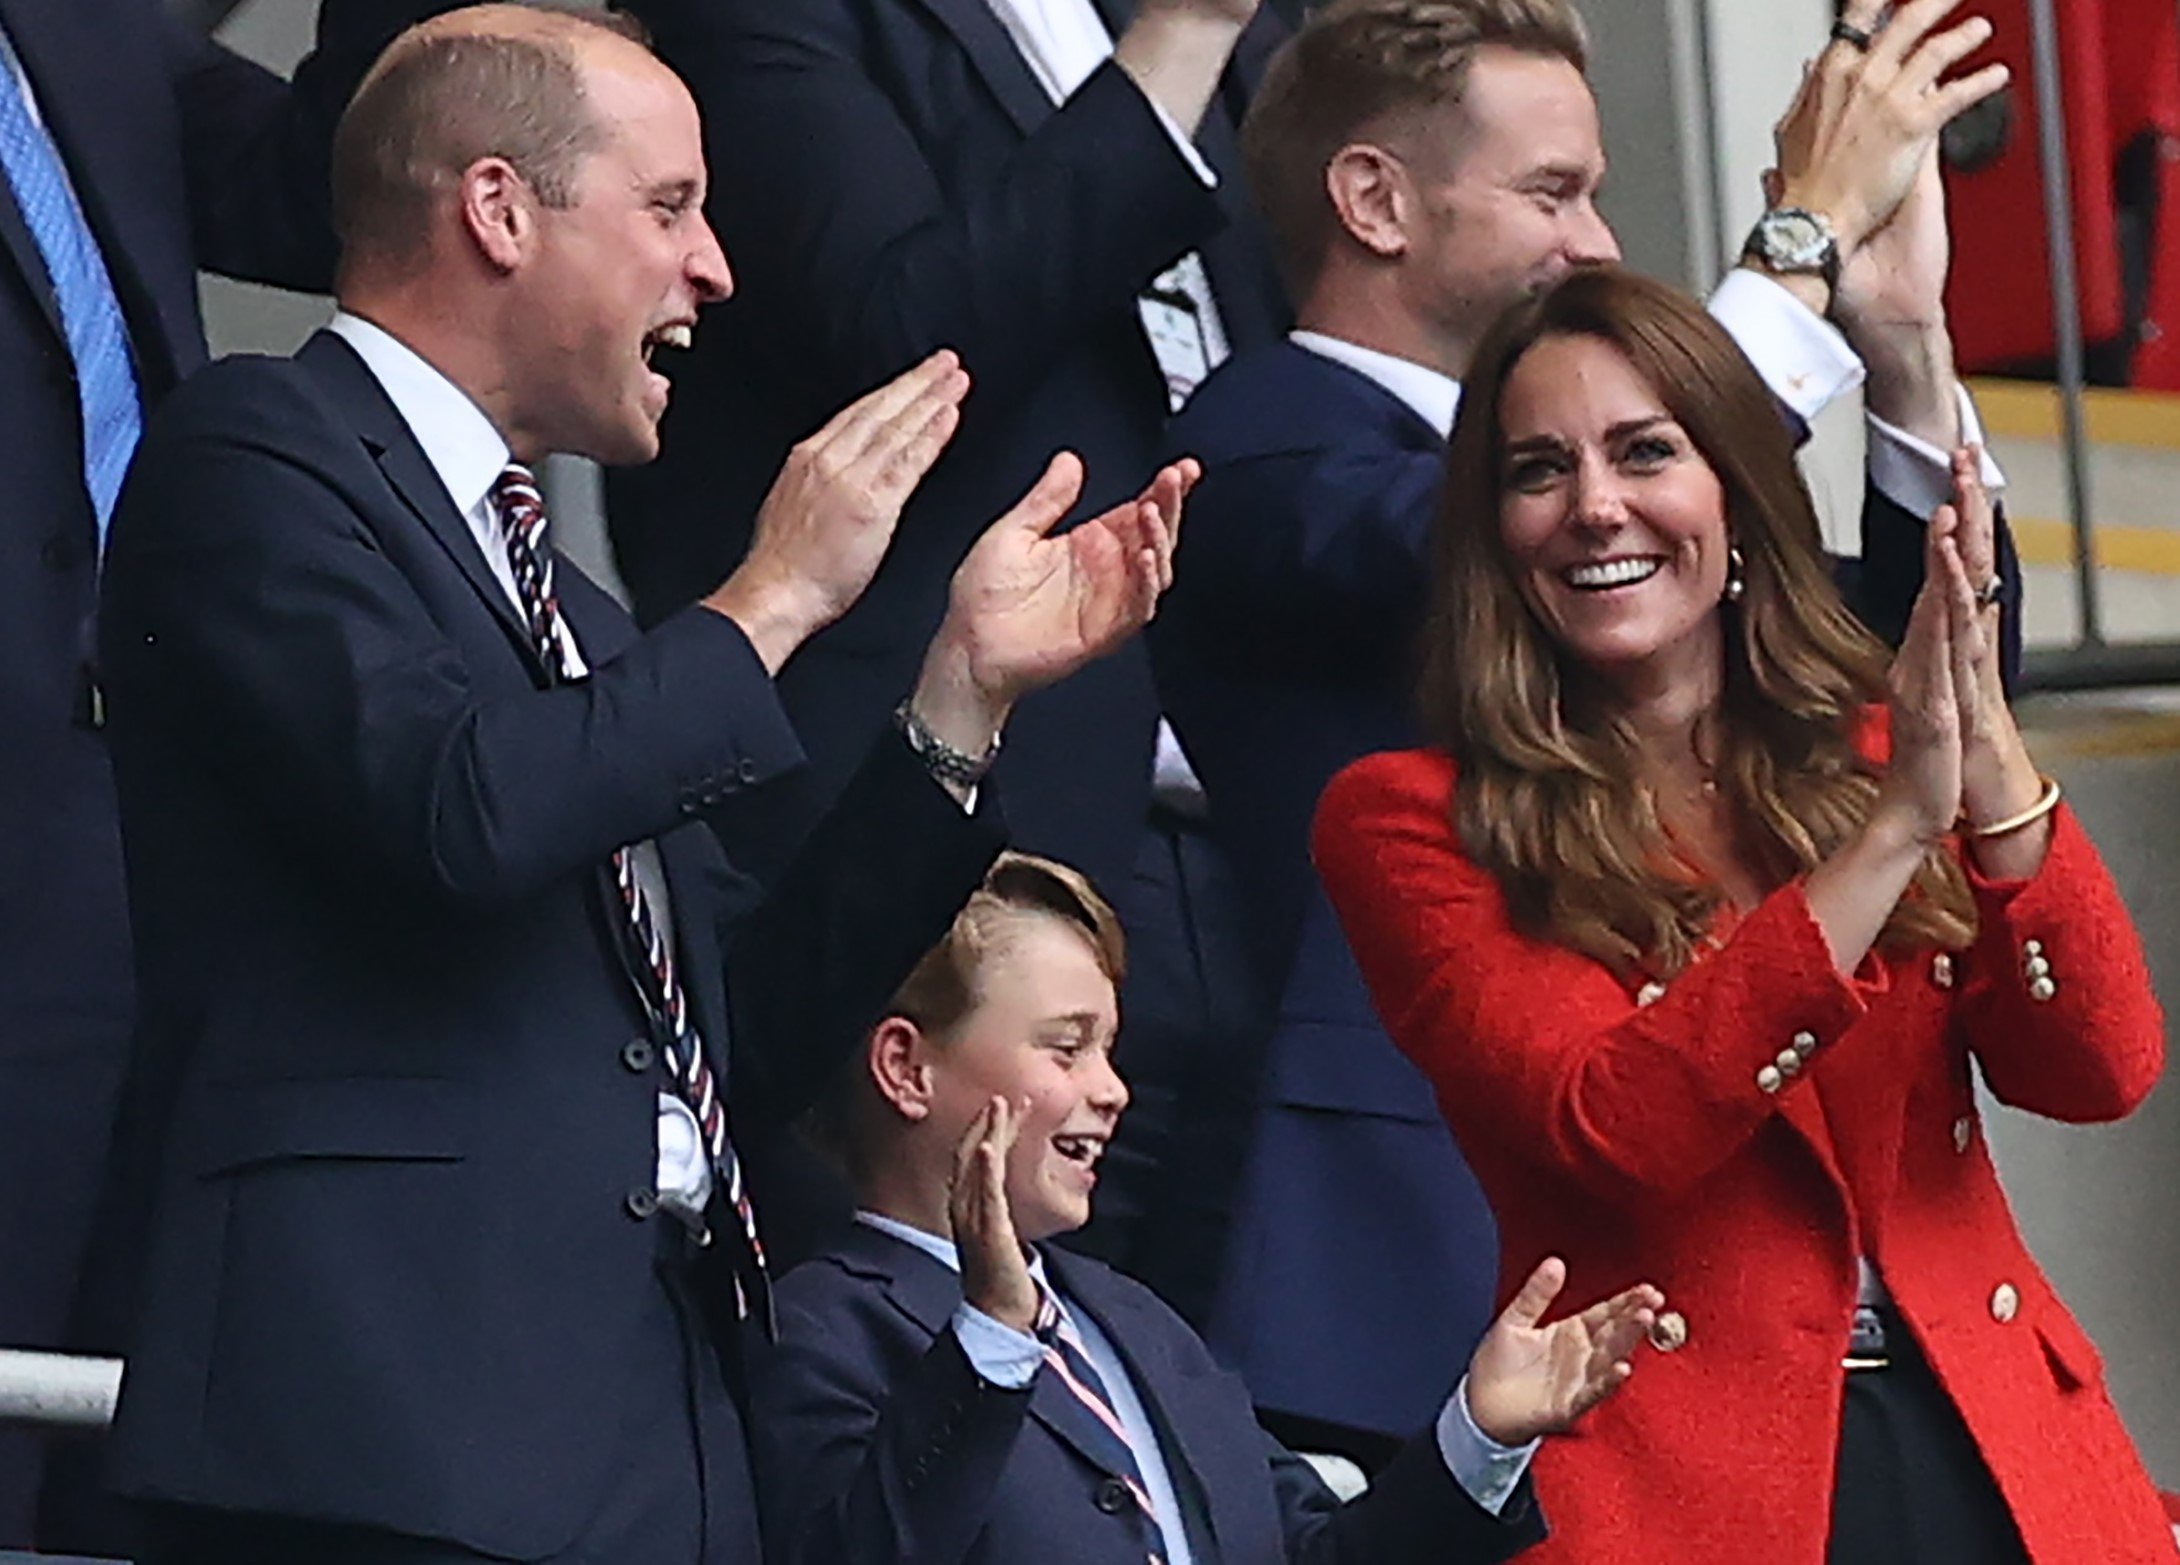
1707 269 1864 423
953 1304 1044 1389
1865 383 2010 519
1149 100 1219 187
1435 1375 1538 1516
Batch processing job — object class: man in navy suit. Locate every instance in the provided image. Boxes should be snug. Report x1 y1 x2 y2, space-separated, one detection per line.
0 0 455 1540
600 0 1294 1282
755 851 1662 1564
97 8 1191 1561
1154 0 2022 1465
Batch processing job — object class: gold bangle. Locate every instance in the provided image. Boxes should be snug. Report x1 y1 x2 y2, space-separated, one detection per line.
1969 775 2061 839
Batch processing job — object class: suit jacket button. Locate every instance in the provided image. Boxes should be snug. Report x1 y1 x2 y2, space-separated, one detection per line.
1756 1064 1784 1094
1990 1283 2019 1323
737 757 761 784
621 1038 656 1073
626 1186 659 1220
1092 1477 1133 1515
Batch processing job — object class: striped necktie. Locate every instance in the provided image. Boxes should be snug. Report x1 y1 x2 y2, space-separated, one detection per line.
491 466 768 1313
1035 1279 1167 1563
0 30 143 539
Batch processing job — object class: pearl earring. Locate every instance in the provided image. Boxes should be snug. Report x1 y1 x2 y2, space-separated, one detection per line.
1723 545 1746 603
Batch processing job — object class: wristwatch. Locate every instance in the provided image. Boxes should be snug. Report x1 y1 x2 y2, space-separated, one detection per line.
1740 206 1841 293
893 699 1002 789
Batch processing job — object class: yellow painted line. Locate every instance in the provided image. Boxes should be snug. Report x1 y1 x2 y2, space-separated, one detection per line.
2022 709 2180 762
2011 515 2180 575
1969 379 2180 449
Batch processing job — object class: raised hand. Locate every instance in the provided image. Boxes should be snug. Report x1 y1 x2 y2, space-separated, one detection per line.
951 1095 1040 1335
707 350 971 670
906 454 1194 757
1463 1258 1663 1448
1938 451 2048 865
1771 0 2009 253
1876 506 1968 846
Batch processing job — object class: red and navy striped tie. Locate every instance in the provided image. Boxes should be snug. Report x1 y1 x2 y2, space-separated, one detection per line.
492 466 767 1312
1035 1279 1167 1563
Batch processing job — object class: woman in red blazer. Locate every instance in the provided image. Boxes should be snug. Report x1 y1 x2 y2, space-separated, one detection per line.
1312 266 2173 1564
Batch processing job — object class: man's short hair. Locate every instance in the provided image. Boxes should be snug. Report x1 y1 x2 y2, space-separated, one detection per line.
330 5 649 273
1242 0 1590 296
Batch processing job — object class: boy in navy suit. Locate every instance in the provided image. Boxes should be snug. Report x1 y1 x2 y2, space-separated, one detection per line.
753 852 1662 1564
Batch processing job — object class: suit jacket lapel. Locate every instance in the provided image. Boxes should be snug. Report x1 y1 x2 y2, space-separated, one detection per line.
1045 1250 1231 1562
907 0 1059 136
299 331 535 662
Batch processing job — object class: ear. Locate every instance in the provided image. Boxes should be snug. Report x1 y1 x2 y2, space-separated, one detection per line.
1325 142 1415 260
867 1015 936 1123
457 156 537 276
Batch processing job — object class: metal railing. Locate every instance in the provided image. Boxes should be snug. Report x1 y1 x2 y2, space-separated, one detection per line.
2012 0 2180 689
0 1350 120 1433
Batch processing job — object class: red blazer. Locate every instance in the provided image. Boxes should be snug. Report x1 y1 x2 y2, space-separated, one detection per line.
1312 746 2174 1565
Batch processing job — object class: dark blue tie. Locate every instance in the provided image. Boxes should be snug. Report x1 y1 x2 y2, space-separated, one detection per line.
0 29 144 540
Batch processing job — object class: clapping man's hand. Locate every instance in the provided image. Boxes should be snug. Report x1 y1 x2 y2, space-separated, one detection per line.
1464 1259 1663 1448
906 453 1197 761
707 350 971 671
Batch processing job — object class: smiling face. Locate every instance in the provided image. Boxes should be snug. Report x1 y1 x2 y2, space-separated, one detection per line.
920 914 1128 1244
510 40 729 464
1401 48 1617 366
1493 332 1731 685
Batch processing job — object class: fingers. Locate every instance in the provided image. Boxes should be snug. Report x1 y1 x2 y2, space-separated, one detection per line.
1937 531 1990 689
1500 1256 1569 1332
1950 447 1997 582
1929 59 2012 121
1581 1283 1665 1364
1896 13 1995 97
997 452 1088 539
811 349 967 456
1868 0 1968 71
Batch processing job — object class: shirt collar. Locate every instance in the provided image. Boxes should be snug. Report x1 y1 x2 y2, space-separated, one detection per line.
856 1210 1054 1291
1289 329 1462 437
327 310 511 521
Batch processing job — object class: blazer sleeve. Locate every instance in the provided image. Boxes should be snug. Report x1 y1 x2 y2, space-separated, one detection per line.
1170 435 1439 672
632 0 1225 409
1270 1435 1547 1565
722 737 1005 1127
169 0 454 291
100 373 804 909
1310 753 1891 1204
1950 806 2165 1121
752 1288 1035 1565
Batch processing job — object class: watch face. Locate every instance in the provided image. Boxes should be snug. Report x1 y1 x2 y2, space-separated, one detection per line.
1754 209 1832 271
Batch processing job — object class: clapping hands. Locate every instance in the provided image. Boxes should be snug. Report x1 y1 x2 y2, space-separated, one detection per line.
1881 450 2042 851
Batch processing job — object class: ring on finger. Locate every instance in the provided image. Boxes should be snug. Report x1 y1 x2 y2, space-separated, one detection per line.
1974 576 2004 609
1828 17 1874 50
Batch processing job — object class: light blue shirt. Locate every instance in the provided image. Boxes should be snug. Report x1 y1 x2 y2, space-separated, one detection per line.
855 1212 1535 1540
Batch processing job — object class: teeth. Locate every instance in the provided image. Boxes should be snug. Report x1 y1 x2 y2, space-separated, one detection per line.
1052 1135 1103 1164
1565 558 1661 590
655 323 692 350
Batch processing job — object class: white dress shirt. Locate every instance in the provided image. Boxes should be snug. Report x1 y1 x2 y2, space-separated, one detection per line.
326 310 715 1216
1294 267 2007 526
857 1210 1536 1548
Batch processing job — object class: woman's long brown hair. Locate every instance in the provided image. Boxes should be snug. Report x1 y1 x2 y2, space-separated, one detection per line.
1419 267 1973 976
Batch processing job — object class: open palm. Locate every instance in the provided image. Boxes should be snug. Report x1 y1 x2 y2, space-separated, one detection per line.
1465 1258 1663 1448
943 454 1195 704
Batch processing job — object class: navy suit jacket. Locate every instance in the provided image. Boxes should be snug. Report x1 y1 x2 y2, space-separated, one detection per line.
1151 338 2023 1437
94 332 1004 1558
0 0 432 1324
751 1220 1546 1565
605 0 1291 898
